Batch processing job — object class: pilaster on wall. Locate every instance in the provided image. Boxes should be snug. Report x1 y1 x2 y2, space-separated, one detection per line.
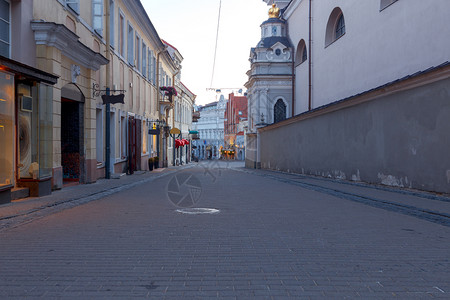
36 45 64 189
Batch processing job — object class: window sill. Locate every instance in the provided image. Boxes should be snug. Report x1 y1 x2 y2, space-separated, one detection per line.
325 32 346 49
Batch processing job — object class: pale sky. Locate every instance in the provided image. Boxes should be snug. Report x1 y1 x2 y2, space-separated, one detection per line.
141 0 269 105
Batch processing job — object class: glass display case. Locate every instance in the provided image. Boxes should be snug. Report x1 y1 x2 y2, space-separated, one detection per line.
0 70 14 189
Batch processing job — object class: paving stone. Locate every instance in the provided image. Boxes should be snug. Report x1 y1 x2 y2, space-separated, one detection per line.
0 162 449 298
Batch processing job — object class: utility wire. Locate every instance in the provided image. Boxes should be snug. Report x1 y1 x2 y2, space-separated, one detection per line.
210 0 222 88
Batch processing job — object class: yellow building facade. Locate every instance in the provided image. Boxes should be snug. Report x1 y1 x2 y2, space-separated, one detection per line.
0 0 183 202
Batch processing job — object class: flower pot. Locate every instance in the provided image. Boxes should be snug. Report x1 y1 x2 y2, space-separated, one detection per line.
148 159 154 171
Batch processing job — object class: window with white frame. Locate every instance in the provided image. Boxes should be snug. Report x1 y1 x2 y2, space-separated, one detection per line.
142 43 147 77
96 108 104 163
127 22 134 65
380 0 398 10
109 0 115 48
152 55 156 85
0 0 10 58
135 34 140 71
119 11 125 56
92 0 103 36
66 0 79 14
148 49 153 81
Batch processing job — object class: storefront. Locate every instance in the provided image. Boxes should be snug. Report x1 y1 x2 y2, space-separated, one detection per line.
0 56 58 204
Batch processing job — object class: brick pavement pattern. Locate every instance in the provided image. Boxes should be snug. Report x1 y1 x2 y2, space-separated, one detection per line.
0 161 449 299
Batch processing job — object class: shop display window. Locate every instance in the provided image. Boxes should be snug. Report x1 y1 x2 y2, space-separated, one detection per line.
17 82 53 180
0 70 14 188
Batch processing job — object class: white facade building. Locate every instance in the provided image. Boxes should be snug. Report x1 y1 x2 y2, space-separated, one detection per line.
192 96 227 160
281 0 450 114
255 0 450 193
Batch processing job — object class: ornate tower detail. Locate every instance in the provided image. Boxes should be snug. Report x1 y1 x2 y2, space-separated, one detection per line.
244 5 293 168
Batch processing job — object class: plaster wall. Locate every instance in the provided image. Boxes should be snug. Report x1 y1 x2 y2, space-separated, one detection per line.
287 0 450 113
259 77 450 194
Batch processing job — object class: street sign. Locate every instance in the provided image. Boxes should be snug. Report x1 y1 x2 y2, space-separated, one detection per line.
170 128 181 135
148 129 159 135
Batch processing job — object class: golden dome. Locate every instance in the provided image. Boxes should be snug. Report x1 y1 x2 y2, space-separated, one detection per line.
268 4 280 18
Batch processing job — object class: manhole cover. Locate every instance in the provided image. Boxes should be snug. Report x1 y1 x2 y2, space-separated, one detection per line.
167 172 202 208
175 208 220 215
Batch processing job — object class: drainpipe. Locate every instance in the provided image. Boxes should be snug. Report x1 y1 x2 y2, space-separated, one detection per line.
105 0 111 179
308 0 312 111
156 47 166 167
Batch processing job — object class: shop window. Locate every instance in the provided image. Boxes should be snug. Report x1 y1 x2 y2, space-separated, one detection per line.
142 121 147 154
0 0 10 58
17 83 53 180
120 115 127 159
0 70 14 187
96 108 104 164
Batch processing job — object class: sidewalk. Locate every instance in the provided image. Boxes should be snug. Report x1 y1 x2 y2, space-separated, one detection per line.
0 165 190 231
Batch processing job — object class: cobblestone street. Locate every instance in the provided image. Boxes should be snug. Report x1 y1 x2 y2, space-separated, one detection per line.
0 161 449 299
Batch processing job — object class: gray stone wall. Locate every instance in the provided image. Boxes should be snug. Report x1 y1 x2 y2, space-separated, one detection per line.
259 78 450 194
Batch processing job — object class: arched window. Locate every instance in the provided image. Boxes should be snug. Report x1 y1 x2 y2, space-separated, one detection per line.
274 99 287 123
325 7 345 47
335 14 345 40
295 39 307 67
380 0 398 10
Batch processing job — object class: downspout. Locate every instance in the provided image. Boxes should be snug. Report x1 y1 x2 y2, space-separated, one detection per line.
155 46 166 167
286 12 295 117
105 0 111 179
308 0 312 111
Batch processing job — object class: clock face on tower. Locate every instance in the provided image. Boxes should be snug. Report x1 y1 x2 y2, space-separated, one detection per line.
272 26 277 35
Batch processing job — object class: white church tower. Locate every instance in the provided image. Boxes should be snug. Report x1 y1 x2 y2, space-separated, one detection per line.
244 4 293 168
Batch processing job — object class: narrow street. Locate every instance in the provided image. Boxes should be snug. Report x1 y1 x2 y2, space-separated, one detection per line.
0 161 449 299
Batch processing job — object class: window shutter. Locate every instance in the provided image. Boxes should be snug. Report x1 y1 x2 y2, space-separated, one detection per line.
93 0 103 36
66 0 79 14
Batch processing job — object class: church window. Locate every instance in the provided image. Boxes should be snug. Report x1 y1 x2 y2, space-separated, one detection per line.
274 99 286 123
325 7 346 47
295 39 307 67
335 15 345 39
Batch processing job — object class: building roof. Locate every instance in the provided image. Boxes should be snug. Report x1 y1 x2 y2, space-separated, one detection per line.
261 18 287 25
257 36 292 48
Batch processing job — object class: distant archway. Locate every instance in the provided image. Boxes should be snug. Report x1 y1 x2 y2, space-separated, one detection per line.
61 83 85 184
